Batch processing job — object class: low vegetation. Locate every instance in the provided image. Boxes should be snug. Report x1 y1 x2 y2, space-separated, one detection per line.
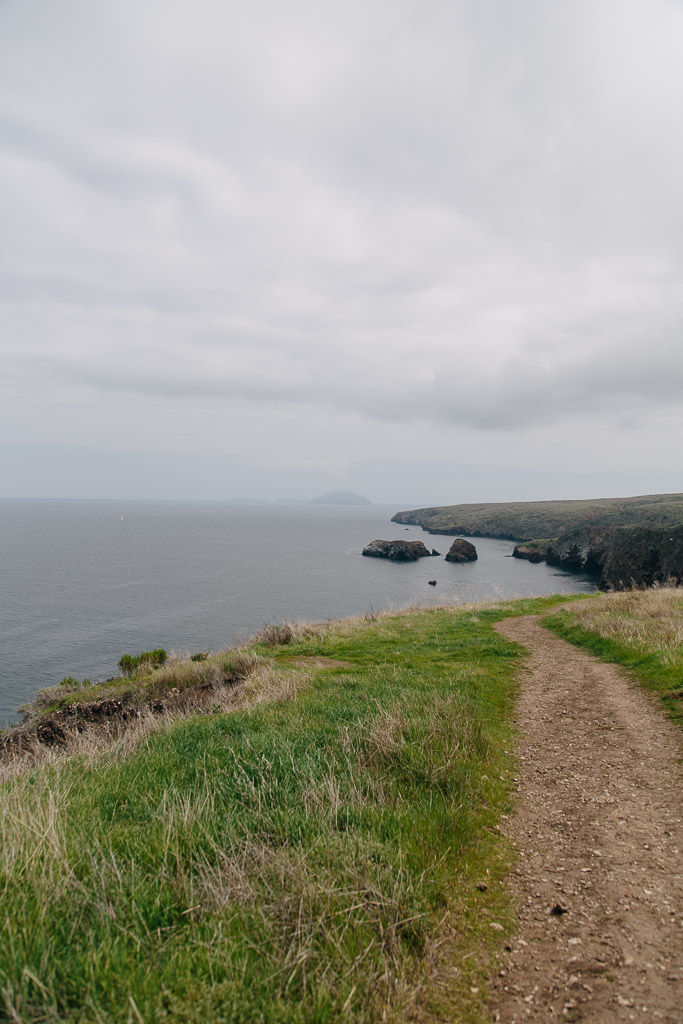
1 589 679 1022
391 492 683 541
544 586 683 726
22 649 260 719
0 595 581 1024
118 648 169 676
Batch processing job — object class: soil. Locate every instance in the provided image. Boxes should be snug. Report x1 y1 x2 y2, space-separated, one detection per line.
0 671 247 761
489 616 683 1023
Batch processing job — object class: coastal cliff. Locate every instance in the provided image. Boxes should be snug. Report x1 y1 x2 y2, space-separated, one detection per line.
547 524 683 589
391 493 683 540
392 493 683 591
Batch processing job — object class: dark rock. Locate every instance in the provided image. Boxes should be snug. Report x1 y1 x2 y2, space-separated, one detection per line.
547 523 683 589
445 538 478 563
431 549 441 556
512 544 547 563
550 903 568 916
362 539 432 561
428 579 437 586
547 526 611 574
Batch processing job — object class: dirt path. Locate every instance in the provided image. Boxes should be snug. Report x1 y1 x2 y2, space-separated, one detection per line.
489 616 683 1023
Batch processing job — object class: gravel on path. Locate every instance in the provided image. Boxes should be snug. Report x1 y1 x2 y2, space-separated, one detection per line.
490 615 683 1023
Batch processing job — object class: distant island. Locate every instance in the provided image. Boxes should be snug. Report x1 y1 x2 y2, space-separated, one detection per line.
310 490 371 506
392 493 683 590
230 490 372 507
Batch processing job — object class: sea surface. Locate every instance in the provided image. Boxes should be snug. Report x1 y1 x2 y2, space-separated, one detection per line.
0 499 597 724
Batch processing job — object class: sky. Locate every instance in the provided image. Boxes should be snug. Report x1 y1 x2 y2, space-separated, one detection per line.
1 0 682 506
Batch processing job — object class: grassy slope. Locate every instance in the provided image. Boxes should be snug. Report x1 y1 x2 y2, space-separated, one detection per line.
0 595 576 1024
543 587 683 728
3 588 680 1023
391 493 683 540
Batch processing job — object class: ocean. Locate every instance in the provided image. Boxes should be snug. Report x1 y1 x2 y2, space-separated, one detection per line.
0 499 596 724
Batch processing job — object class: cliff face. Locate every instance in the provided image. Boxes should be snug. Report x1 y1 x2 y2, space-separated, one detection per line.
546 526 612 574
602 526 683 589
547 525 683 589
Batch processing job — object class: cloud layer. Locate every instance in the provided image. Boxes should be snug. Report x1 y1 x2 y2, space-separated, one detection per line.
1 0 682 500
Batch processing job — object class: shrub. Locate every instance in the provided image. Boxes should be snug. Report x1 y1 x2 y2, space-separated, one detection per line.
118 648 168 677
59 676 93 689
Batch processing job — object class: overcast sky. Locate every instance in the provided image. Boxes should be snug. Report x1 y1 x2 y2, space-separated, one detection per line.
1 0 681 506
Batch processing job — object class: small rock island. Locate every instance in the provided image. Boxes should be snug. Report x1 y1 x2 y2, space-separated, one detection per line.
445 538 478 562
362 539 432 561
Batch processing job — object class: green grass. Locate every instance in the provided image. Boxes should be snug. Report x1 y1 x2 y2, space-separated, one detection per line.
0 595 574 1024
543 587 683 727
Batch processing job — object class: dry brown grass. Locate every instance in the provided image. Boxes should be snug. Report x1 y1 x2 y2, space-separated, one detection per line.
249 599 499 650
562 585 683 654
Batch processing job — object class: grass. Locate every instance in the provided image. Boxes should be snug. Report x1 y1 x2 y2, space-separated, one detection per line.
5 588 677 1023
543 586 683 726
24 649 262 717
0 595 575 1024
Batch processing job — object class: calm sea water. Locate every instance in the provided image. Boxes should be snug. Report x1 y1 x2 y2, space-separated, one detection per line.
0 499 596 724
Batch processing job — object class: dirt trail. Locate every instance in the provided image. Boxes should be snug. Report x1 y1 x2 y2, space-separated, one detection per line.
490 616 683 1023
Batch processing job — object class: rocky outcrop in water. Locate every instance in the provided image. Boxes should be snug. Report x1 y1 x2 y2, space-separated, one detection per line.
362 539 432 561
445 538 478 563
512 543 547 563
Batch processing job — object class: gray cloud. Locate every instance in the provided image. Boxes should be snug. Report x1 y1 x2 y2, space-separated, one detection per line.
1 0 682 500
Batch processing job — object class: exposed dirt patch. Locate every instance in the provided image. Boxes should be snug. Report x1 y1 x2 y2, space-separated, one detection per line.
490 616 683 1022
0 672 248 761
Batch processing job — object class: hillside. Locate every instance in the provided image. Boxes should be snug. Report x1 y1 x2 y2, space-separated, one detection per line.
391 492 683 539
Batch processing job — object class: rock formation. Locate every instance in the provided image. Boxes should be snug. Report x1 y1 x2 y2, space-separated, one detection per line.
512 544 546 563
362 539 432 561
547 524 683 589
445 538 478 563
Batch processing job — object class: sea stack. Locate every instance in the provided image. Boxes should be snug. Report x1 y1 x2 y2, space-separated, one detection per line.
362 539 432 561
445 538 478 563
